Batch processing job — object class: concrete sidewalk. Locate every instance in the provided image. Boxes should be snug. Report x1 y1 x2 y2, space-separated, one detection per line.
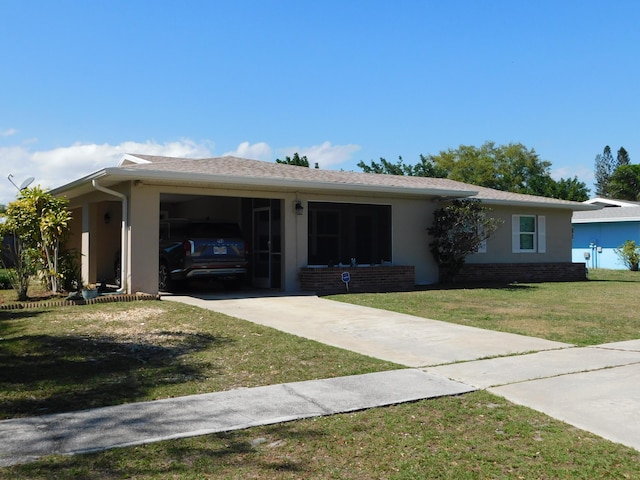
0 369 473 467
427 341 640 451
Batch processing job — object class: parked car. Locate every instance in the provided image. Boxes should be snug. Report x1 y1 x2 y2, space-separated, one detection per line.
115 219 249 291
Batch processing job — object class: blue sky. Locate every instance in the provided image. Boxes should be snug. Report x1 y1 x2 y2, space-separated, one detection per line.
2 0 639 205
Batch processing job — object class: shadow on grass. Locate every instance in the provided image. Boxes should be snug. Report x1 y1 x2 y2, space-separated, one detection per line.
6 424 322 478
586 278 640 283
0 319 232 418
414 282 538 292
0 309 41 336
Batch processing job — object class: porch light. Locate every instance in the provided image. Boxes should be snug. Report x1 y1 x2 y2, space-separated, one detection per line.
294 200 304 216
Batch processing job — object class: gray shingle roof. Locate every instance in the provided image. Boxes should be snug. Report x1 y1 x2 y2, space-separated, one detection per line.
124 154 478 192
116 154 593 210
573 206 640 223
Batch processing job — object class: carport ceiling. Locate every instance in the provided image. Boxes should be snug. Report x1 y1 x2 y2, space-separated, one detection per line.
160 193 209 203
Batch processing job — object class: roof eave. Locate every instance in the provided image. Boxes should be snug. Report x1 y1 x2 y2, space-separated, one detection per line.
51 168 480 200
476 197 601 211
572 217 640 224
49 168 113 197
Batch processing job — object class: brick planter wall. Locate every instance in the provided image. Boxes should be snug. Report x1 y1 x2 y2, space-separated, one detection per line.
452 262 587 284
299 265 415 295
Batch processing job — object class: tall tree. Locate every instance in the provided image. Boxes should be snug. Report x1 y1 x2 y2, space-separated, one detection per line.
358 142 589 201
358 155 448 178
549 176 590 202
276 152 319 169
617 147 631 167
412 154 450 178
608 164 640 201
425 142 554 194
594 145 615 197
358 156 413 175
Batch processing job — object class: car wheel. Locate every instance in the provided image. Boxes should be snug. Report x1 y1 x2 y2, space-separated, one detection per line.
114 264 121 288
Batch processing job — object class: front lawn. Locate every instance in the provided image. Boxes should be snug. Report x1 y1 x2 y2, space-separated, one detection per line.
2 271 640 478
0 300 399 419
330 269 640 346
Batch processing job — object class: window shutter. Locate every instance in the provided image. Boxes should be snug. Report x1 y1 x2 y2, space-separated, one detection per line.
537 216 546 253
512 215 519 253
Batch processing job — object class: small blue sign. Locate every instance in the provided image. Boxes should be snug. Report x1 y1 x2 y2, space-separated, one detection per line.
341 271 350 283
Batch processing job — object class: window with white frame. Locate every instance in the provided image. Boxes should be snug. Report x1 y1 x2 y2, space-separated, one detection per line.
512 215 546 253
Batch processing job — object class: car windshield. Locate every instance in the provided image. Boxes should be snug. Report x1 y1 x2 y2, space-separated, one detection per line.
187 223 242 238
160 221 243 240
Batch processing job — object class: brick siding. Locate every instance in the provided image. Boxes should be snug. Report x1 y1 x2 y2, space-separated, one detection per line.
452 262 587 284
299 266 415 295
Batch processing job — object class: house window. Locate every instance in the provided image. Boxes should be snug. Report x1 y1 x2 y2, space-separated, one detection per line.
512 215 546 253
476 224 487 253
308 202 392 265
308 209 341 265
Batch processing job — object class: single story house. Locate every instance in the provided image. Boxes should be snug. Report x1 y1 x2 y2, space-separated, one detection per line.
572 198 640 269
51 154 598 295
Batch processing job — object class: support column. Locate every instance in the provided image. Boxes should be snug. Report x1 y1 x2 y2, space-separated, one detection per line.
282 195 306 292
127 185 159 294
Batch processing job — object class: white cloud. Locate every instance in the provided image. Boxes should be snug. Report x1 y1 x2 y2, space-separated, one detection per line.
551 165 594 183
0 139 214 206
0 128 17 137
281 141 361 168
223 141 272 161
0 138 362 206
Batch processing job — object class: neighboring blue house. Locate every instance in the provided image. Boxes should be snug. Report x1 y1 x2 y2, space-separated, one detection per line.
572 198 640 270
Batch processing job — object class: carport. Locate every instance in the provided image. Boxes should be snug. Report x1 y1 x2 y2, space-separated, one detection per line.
56 155 309 295
157 193 283 290
63 192 293 295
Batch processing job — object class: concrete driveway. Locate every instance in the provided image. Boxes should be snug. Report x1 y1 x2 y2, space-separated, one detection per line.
166 293 570 366
167 292 640 451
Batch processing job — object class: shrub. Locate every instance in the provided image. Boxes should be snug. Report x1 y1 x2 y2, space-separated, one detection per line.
427 199 502 282
0 270 12 289
614 240 640 271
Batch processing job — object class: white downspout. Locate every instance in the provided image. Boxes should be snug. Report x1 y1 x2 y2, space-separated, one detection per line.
92 180 128 294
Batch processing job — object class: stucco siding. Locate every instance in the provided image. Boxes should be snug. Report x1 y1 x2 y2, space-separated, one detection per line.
66 208 82 254
392 198 438 284
128 186 160 294
466 206 573 264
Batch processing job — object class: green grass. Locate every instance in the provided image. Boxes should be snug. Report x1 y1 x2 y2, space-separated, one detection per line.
0 301 399 419
2 270 640 477
329 269 640 346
